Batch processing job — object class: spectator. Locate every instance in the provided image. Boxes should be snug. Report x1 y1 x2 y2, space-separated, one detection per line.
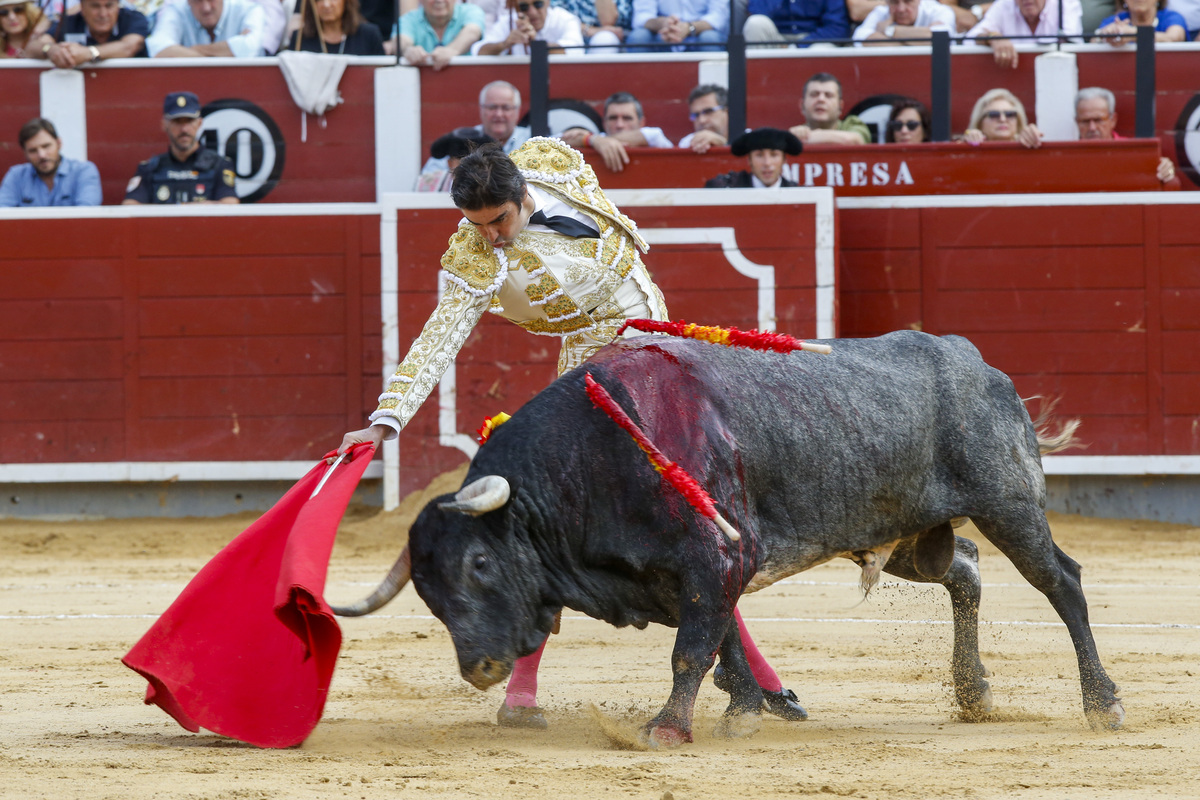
1075 87 1176 183
147 0 269 58
961 88 1042 148
705 127 802 187
1166 0 1199 38
560 91 673 172
415 126 492 190
288 0 385 53
123 92 240 205
679 83 729 153
0 118 101 206
1095 0 1187 42
789 72 871 145
1 0 41 56
474 0 583 53
564 0 631 50
627 0 727 51
393 0 482 65
966 0 1082 68
854 0 955 43
743 0 849 45
29 0 149 65
417 80 530 176
884 97 930 142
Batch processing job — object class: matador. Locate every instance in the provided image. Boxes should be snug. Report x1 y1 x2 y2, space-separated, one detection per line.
336 137 808 729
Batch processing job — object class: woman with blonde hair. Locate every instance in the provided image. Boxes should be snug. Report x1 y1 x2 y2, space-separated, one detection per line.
962 88 1043 149
0 0 41 57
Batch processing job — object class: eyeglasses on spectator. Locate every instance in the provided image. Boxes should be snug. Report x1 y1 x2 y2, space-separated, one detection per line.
517 0 545 11
889 119 922 131
689 105 725 121
983 110 1019 120
481 104 519 112
0 7 24 16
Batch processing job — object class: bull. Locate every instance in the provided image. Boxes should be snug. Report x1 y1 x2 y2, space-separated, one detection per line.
342 330 1124 746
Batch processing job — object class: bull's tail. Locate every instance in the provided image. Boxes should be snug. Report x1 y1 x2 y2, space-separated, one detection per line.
1027 396 1083 455
329 545 411 617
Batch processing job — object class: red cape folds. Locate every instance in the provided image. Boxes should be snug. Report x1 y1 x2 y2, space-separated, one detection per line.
121 443 376 748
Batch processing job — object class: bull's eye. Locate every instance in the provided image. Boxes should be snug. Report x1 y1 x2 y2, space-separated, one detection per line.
473 554 487 572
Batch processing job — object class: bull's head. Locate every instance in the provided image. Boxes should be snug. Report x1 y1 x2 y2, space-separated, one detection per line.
409 475 556 691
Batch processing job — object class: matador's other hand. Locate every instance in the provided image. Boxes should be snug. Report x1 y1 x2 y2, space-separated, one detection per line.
331 425 386 463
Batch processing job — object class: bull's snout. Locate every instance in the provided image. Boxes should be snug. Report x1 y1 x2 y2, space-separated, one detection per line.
462 657 513 690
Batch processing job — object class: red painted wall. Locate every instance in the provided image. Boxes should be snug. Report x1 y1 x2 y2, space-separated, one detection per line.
0 214 380 463
839 202 1200 456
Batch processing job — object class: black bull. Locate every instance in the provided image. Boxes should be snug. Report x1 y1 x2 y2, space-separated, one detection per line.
358 330 1124 746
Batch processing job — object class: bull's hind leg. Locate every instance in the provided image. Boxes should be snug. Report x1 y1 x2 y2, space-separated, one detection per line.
973 509 1124 729
710 623 765 740
885 531 993 717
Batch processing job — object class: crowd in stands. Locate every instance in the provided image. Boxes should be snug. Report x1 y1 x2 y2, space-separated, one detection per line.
2 0 1199 65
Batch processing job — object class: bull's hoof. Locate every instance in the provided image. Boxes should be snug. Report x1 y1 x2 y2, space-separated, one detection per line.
497 702 548 730
713 665 809 722
714 709 762 739
641 723 692 749
1086 701 1125 731
763 688 808 721
956 682 994 716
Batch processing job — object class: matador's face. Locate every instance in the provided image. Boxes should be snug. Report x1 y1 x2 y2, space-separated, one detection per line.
461 189 534 249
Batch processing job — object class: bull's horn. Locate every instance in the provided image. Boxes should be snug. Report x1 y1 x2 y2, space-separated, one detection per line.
438 475 511 516
330 545 410 617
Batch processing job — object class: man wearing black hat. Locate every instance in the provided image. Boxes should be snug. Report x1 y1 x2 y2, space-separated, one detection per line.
414 126 493 191
705 127 803 188
123 92 239 205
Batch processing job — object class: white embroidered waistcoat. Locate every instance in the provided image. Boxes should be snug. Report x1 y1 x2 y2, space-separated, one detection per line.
370 137 669 430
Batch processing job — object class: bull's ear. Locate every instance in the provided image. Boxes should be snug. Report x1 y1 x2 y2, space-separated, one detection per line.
438 475 511 516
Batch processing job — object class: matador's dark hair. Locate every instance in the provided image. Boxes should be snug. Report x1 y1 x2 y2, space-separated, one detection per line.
450 142 527 211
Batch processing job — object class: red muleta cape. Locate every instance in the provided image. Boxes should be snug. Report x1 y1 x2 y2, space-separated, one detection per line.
122 443 375 748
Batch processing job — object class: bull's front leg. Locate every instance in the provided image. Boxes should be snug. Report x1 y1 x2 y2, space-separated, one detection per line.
642 602 735 749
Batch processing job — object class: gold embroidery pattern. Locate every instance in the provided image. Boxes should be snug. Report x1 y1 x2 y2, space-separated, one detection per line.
518 313 596 336
370 278 490 429
441 226 504 292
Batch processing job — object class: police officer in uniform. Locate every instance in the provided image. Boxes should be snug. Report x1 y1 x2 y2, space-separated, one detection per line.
122 92 239 205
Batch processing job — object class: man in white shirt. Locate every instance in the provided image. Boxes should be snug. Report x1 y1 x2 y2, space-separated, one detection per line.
678 83 730 153
147 0 268 57
966 0 1082 68
854 0 956 43
560 92 674 173
473 0 583 54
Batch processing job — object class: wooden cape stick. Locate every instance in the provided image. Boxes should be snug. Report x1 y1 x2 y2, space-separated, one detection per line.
584 373 741 542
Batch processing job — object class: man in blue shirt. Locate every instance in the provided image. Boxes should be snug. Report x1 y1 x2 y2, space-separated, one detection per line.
147 0 268 57
0 118 102 207
743 0 849 44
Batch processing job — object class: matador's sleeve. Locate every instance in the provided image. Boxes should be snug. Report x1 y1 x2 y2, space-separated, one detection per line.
367 273 492 431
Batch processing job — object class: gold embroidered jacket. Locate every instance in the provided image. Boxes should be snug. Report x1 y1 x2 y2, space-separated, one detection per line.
370 137 668 431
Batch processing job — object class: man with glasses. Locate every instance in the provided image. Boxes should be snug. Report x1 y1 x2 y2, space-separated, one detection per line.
417 81 531 183
560 91 673 173
678 83 730 153
474 0 584 54
1074 87 1176 184
392 0 484 68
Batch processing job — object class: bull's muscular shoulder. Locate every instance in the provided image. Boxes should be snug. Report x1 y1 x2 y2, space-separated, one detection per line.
440 223 503 293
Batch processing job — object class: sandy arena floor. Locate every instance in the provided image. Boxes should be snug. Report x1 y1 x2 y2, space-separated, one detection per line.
2 468 1198 799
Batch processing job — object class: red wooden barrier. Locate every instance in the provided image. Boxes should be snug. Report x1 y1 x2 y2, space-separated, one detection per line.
0 211 380 464
838 197 1200 456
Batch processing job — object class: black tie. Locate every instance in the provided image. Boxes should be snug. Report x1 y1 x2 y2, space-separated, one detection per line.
529 209 599 239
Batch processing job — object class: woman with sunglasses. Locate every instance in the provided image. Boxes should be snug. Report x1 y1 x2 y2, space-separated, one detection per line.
884 98 930 144
0 0 39 57
474 0 584 54
962 88 1042 149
